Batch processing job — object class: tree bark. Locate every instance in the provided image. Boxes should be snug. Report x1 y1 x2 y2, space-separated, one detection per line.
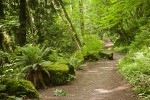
0 27 4 50
0 0 4 50
0 0 4 19
79 0 84 36
17 0 27 46
26 1 37 44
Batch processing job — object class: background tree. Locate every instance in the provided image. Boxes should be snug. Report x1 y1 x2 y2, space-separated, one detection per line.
0 0 4 19
17 0 27 46
51 0 82 49
79 0 84 36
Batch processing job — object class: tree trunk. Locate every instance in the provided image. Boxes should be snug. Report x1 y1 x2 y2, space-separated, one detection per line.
79 0 84 36
51 0 82 49
0 27 4 50
17 0 27 46
0 0 4 19
0 0 4 50
26 1 37 44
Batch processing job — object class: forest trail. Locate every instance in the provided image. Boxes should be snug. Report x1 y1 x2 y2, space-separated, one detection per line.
39 47 139 100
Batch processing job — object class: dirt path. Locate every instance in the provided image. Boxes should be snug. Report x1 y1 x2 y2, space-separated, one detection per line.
39 52 139 100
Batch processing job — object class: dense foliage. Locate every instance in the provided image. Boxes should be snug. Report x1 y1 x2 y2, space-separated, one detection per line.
118 29 150 99
109 0 150 99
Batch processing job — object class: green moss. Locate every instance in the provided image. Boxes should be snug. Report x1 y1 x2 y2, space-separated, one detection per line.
41 62 75 85
99 52 113 60
3 79 39 99
47 62 70 85
49 63 69 71
84 54 99 61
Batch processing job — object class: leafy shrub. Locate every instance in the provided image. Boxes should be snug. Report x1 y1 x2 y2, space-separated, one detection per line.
48 50 68 64
69 50 84 70
82 34 104 61
118 47 150 99
113 45 129 53
129 29 150 53
117 23 150 99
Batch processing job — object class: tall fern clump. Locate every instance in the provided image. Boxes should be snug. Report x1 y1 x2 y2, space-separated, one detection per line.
82 34 104 61
15 44 51 88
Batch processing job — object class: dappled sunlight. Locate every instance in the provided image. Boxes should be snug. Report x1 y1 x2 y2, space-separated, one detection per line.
97 61 116 64
87 70 98 73
94 89 111 93
94 84 131 94
100 67 114 70
97 61 111 63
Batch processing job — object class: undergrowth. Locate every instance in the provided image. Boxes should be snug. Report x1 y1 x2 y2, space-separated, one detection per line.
118 27 150 99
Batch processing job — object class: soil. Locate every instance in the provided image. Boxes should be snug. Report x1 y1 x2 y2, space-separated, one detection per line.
39 43 139 100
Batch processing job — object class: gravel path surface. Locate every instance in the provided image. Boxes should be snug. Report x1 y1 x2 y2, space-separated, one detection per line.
39 52 139 100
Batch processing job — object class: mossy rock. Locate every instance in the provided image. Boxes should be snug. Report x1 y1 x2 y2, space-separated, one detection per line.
84 54 99 61
41 61 75 86
0 93 8 99
99 52 113 60
2 79 39 99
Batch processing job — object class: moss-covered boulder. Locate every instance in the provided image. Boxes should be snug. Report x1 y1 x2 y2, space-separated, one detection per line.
99 52 113 60
0 93 8 99
2 79 39 99
84 54 99 61
41 61 75 86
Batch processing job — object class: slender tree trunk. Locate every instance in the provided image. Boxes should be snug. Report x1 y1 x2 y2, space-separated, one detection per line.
51 0 82 49
79 0 84 36
0 0 4 19
17 0 27 46
59 0 82 48
0 0 4 50
26 1 37 44
0 27 4 50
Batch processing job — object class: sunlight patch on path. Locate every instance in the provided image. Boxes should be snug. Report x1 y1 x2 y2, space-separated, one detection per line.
100 67 114 70
87 70 98 73
94 84 131 94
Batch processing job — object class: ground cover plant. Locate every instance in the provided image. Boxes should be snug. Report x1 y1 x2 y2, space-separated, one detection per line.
118 28 150 99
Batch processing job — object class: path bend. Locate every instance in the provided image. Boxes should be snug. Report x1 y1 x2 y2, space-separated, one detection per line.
39 52 139 100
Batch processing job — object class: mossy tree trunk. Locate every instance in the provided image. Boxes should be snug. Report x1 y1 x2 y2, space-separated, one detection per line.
26 1 37 44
